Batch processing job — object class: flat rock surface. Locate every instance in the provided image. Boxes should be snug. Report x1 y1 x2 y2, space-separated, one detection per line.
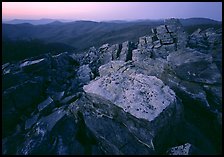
84 65 176 122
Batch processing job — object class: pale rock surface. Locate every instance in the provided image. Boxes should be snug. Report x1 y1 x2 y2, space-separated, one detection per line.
167 143 192 155
84 64 177 122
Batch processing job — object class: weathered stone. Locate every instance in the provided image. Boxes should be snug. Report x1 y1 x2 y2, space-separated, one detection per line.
167 143 192 155
77 64 93 85
69 93 156 154
84 66 177 122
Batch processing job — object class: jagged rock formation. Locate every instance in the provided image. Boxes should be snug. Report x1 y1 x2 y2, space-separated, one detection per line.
2 18 222 155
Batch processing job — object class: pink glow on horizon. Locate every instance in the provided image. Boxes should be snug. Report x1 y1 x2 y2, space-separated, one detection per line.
2 2 222 21
2 2 106 20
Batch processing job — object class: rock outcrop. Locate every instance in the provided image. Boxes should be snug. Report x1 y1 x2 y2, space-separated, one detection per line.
2 18 222 155
84 62 179 122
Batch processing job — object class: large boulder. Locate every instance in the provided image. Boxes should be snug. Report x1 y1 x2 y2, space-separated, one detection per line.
69 93 156 155
83 60 185 154
84 72 178 122
84 60 183 134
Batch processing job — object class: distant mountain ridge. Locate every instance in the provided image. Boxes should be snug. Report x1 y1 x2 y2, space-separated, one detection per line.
2 17 222 63
179 18 221 26
3 18 73 25
2 17 221 25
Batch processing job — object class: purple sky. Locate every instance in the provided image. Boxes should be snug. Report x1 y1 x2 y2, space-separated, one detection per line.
2 2 222 21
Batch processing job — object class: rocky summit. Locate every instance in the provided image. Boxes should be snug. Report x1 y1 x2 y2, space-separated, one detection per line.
2 18 222 155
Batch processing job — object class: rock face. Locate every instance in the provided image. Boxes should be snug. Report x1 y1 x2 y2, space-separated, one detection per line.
69 93 156 155
84 64 177 122
2 18 222 155
133 18 188 61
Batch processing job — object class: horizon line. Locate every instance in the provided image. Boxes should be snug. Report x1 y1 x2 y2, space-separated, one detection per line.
2 17 222 23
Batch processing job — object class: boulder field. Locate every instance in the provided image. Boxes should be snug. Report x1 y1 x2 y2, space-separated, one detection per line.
2 18 222 155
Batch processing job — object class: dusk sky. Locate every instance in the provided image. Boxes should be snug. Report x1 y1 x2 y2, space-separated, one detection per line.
2 2 222 21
